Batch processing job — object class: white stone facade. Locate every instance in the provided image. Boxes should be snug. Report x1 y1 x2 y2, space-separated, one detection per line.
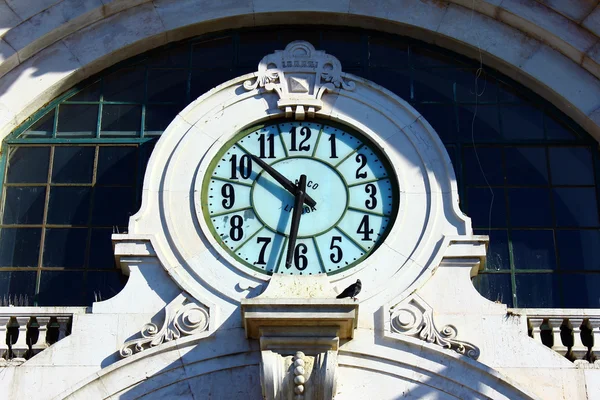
0 1 600 399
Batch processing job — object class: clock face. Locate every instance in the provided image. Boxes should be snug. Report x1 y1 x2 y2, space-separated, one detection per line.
201 120 398 276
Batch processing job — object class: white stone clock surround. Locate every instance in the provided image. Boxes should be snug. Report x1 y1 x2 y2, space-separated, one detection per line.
124 42 473 323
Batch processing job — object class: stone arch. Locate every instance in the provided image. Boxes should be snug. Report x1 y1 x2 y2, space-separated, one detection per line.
56 330 538 399
1 0 600 141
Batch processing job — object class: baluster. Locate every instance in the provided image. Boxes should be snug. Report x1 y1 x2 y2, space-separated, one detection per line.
11 316 31 359
567 318 587 361
589 318 600 362
0 316 10 360
548 318 569 357
528 317 545 343
56 316 70 341
31 316 51 356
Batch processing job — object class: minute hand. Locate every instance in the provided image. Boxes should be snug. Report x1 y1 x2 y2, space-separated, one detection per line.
250 154 317 208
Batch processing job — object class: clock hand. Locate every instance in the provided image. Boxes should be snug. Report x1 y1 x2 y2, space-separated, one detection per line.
285 174 306 269
250 154 316 208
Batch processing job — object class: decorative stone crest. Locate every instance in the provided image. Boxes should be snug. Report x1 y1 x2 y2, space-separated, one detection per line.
243 41 355 120
390 295 480 360
120 293 209 357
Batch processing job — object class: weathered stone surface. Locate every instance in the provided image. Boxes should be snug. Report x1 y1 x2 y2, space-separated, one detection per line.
62 2 165 66
583 5 600 36
0 1 22 37
154 0 253 30
499 0 597 61
4 0 103 61
522 45 600 115
540 0 598 22
5 0 58 21
348 0 449 32
438 4 540 68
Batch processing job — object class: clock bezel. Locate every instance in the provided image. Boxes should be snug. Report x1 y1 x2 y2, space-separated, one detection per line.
199 118 400 277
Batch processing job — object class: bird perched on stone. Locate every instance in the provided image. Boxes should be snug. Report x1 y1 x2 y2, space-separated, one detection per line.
336 279 362 301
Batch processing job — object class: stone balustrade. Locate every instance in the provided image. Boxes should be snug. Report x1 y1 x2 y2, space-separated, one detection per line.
514 308 600 368
0 307 86 365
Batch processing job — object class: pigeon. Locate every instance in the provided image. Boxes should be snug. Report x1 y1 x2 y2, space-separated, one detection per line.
336 279 362 301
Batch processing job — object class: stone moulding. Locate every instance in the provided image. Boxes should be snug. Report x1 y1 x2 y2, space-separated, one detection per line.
390 294 480 360
120 292 209 358
243 40 355 120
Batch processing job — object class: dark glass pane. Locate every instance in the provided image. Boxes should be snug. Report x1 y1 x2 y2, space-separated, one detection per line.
278 29 320 50
561 273 600 308
505 147 548 185
498 81 535 103
466 187 506 228
511 230 556 270
472 273 513 306
368 68 410 100
515 273 558 307
500 105 543 140
413 104 457 143
545 113 578 140
508 188 552 227
38 271 85 306
47 187 91 225
103 67 145 102
101 105 141 137
549 147 594 185
52 146 95 183
454 68 497 103
475 229 510 271
369 36 408 67
0 271 37 305
557 230 600 271
147 44 188 67
2 187 46 224
553 188 599 227
411 46 457 67
147 69 188 102
43 228 87 268
463 147 503 185
22 111 54 138
412 68 454 102
145 105 183 136
85 271 127 304
92 187 135 226
238 31 280 68
190 69 237 100
457 105 501 142
192 37 234 68
57 104 98 138
68 81 101 102
0 228 41 266
96 146 137 185
6 146 50 183
321 31 362 67
89 228 117 269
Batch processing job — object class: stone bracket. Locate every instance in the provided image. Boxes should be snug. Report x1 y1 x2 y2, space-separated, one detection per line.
241 274 358 399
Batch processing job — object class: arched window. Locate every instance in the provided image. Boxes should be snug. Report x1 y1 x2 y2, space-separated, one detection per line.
1 27 598 308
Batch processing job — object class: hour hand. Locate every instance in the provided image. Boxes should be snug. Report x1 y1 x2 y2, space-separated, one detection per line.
250 154 316 207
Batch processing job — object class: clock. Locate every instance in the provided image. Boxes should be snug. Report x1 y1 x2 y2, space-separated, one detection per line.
201 119 398 276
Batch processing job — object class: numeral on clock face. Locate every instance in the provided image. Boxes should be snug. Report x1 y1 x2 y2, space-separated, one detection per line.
202 120 397 275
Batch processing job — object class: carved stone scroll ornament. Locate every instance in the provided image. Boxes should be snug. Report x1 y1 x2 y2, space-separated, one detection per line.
243 41 355 120
390 295 480 360
120 293 209 357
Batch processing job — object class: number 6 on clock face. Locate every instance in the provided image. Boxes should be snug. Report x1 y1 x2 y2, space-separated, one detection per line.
202 120 398 276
